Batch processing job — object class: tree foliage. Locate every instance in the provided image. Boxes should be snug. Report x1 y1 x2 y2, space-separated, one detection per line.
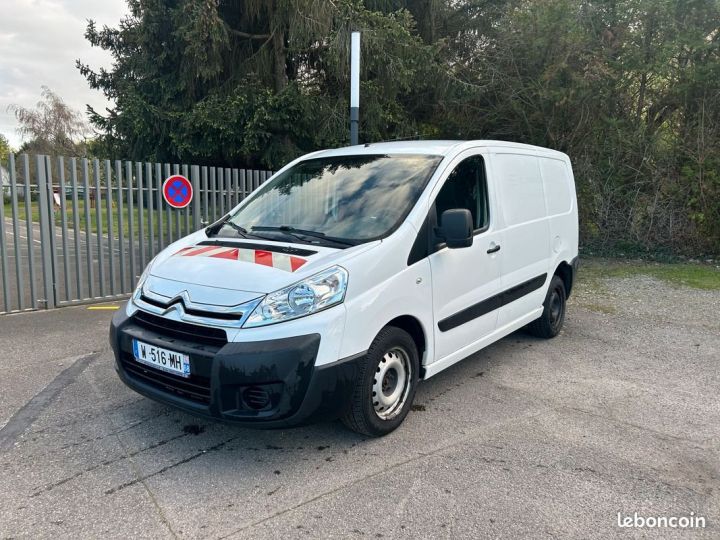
78 0 437 167
79 0 720 254
0 134 11 163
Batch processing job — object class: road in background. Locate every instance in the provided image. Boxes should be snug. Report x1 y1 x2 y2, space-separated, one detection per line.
1 216 154 309
0 156 272 314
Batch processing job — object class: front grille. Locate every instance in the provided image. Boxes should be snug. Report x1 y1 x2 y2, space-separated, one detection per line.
140 294 243 321
132 310 227 346
121 354 211 404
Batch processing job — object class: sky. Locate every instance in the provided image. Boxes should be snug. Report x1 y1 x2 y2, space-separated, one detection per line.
0 0 128 148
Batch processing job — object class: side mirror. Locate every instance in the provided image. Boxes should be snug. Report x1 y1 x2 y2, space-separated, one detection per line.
439 209 473 249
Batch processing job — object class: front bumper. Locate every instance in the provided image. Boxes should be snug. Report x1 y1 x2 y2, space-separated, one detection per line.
109 306 363 427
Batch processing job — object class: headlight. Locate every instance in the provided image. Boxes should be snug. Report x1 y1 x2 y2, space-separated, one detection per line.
133 258 156 297
127 259 156 316
243 266 348 328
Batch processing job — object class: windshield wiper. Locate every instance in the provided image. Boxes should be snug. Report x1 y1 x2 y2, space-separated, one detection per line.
207 217 277 241
222 221 250 237
251 225 358 246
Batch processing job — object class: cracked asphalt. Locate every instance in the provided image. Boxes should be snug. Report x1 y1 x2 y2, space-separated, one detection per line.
0 270 718 539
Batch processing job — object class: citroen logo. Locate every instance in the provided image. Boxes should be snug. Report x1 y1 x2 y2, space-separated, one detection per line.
161 291 192 315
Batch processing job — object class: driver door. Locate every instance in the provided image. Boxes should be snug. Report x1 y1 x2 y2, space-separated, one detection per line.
429 152 503 361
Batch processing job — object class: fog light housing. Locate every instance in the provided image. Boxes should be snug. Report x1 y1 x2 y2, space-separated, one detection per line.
242 386 272 410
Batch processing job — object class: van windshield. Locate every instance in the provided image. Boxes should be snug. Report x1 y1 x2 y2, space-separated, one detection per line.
224 154 442 245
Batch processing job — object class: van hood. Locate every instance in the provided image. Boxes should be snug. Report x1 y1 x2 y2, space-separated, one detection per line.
148 232 377 297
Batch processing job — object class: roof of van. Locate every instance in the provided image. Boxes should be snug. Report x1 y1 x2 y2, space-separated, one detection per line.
312 140 568 159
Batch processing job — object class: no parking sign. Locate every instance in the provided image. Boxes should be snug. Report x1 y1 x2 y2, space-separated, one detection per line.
162 175 193 209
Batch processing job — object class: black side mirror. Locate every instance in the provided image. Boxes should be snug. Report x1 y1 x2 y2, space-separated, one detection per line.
439 209 473 249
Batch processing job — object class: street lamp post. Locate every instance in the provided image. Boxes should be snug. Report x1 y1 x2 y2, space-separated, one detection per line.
350 32 360 146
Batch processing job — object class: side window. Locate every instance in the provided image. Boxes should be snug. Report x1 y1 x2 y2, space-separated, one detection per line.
435 155 489 231
539 158 572 216
494 153 545 226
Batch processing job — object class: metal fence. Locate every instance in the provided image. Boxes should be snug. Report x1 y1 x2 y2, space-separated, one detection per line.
0 154 271 314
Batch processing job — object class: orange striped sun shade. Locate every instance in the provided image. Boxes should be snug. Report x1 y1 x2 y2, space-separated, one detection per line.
175 245 308 272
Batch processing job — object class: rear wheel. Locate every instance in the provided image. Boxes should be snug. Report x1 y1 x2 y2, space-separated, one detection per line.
527 275 567 339
342 326 419 437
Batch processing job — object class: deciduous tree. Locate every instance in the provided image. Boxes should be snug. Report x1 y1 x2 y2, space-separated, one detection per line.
9 86 89 156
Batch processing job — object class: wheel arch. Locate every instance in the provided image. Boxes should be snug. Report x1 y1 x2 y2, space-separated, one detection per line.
385 315 427 376
553 260 575 298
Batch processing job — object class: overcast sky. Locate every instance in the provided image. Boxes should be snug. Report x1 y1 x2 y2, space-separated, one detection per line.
0 0 128 148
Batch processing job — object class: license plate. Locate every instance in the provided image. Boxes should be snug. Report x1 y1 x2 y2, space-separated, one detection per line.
132 339 191 378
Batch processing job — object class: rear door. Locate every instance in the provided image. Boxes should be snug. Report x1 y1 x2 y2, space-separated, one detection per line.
539 156 578 262
428 151 504 361
490 152 552 328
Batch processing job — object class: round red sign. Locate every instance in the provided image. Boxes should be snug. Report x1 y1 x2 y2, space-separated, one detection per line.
162 175 193 209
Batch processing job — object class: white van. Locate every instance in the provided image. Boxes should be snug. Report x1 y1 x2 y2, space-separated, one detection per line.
110 140 578 436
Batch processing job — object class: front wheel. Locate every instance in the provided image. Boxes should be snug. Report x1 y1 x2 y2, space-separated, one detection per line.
342 327 419 437
526 275 567 339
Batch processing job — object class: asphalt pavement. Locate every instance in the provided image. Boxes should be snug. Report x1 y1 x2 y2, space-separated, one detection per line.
0 274 718 539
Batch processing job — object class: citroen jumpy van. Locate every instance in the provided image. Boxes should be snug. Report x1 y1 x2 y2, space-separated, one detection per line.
110 141 579 436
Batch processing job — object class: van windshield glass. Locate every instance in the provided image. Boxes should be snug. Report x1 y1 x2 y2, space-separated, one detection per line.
225 154 442 244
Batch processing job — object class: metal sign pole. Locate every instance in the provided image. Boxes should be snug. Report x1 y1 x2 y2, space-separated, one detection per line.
350 32 361 146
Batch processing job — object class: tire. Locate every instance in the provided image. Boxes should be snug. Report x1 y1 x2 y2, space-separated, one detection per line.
527 275 567 339
342 326 419 437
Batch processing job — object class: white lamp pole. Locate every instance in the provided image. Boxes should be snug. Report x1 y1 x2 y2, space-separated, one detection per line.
350 31 361 145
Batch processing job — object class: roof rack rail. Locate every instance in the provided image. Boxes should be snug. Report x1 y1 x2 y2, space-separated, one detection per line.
367 134 424 145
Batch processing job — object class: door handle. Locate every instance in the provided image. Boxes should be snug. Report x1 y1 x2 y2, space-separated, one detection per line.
487 243 501 254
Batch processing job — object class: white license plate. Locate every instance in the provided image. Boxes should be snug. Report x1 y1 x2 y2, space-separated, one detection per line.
132 339 191 378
